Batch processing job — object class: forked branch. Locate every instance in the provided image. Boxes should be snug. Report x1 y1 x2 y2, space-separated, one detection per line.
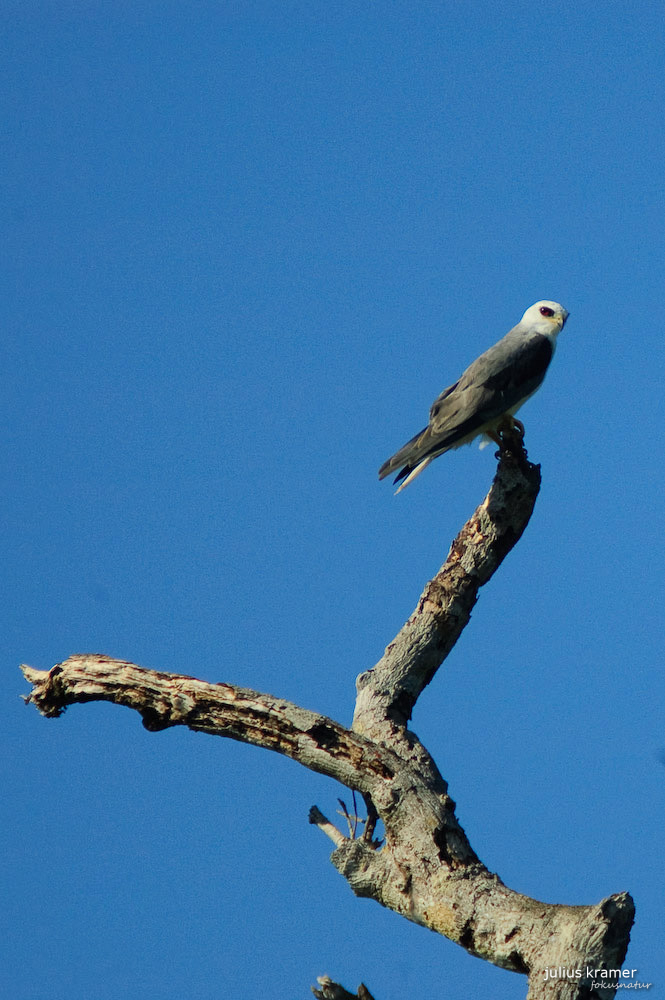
21 438 634 998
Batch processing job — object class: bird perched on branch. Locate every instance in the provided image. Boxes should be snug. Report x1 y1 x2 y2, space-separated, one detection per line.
379 300 569 492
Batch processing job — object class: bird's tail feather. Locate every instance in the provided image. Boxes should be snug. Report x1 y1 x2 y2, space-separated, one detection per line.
394 457 433 493
378 424 430 480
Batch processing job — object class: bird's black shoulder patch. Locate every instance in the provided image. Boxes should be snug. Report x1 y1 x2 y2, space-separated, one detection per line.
483 335 553 394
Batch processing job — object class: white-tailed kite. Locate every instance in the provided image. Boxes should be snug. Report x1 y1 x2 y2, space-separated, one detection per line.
379 300 569 492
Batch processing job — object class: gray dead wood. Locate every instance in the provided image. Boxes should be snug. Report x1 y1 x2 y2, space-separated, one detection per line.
21 439 634 999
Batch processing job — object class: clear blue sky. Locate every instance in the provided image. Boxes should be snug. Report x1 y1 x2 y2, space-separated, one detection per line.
3 3 664 997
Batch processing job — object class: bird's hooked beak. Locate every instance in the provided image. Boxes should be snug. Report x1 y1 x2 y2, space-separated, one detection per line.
558 309 570 330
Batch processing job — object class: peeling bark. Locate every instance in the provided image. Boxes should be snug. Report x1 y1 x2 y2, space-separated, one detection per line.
20 438 634 998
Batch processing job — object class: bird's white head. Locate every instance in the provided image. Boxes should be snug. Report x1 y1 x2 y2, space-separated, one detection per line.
520 300 569 340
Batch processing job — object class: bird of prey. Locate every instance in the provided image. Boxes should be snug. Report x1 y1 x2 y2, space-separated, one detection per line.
379 300 569 492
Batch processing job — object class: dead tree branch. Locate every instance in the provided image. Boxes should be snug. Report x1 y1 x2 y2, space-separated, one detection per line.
312 976 375 1000
354 433 541 741
21 441 634 998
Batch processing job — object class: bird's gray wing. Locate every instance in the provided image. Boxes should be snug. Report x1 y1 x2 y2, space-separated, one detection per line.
430 331 554 438
377 379 459 480
379 332 553 483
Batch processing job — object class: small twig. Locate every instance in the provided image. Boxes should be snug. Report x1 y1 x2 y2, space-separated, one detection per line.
309 806 347 847
312 975 375 1000
337 798 353 838
336 797 362 839
337 791 365 840
362 793 379 845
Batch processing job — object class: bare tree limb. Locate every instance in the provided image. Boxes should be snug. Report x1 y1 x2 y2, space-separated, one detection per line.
20 655 389 794
354 434 541 740
20 437 634 997
21 652 634 995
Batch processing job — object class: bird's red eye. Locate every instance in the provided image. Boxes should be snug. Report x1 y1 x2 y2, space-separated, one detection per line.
540 306 555 317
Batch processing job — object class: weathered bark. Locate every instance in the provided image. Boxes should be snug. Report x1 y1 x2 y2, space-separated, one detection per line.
21 439 634 998
353 437 541 742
